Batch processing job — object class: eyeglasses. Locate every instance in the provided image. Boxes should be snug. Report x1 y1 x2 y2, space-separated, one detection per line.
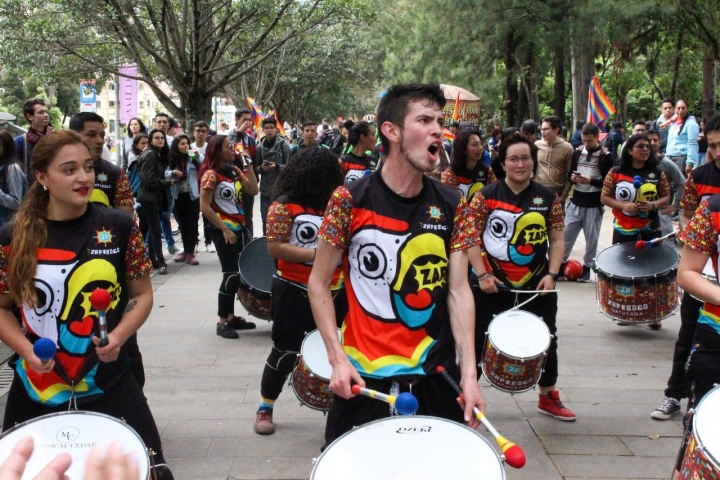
506 156 533 164
633 144 650 150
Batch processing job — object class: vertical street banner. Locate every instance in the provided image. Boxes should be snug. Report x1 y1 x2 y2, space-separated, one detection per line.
79 80 96 112
118 66 138 124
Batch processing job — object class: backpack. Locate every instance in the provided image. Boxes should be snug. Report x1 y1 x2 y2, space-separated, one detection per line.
127 160 142 196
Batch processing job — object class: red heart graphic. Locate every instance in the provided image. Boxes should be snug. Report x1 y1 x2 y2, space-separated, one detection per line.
517 244 533 255
68 316 95 337
405 289 431 309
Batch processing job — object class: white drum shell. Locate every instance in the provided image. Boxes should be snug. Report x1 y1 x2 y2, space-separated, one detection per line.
488 310 550 359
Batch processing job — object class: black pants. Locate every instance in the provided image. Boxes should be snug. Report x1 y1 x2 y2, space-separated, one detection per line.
124 333 145 389
260 279 347 401
3 370 165 465
175 192 200 254
209 227 246 318
324 367 465 447
138 204 166 266
665 291 701 400
472 288 559 387
202 216 212 246
612 228 661 245
242 192 254 238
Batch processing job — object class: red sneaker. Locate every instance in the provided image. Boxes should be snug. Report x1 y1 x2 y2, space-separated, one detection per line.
538 390 576 421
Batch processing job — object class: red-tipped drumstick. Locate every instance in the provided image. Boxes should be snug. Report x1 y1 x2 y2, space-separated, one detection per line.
436 366 526 469
636 230 678 250
89 288 112 347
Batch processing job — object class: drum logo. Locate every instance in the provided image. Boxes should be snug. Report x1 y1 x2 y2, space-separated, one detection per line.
57 426 80 443
396 426 432 434
504 365 524 375
617 285 633 296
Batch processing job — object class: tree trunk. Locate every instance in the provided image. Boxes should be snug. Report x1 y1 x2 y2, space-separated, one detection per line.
570 32 595 129
553 42 566 126
702 51 717 121
178 90 213 132
670 30 684 99
503 30 519 127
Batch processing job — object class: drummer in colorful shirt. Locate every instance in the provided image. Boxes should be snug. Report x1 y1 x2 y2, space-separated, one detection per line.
468 131 576 422
253 147 347 435
441 128 497 201
600 134 670 245
0 131 173 479
672 189 720 479
308 82 484 447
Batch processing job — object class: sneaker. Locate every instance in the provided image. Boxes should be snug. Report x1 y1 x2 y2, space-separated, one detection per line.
254 410 275 435
173 252 187 263
538 391 576 421
172 228 180 236
167 245 180 255
649 321 662 330
577 266 591 283
651 397 681 420
185 253 199 265
158 265 168 275
216 322 239 339
228 316 256 330
206 243 216 253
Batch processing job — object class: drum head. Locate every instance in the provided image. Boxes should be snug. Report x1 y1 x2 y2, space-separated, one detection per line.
300 329 340 380
594 243 678 280
238 237 275 294
311 416 505 479
0 411 149 480
694 385 720 465
488 310 550 358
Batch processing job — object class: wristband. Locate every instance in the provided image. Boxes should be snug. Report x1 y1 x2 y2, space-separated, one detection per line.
548 272 559 281
477 272 490 281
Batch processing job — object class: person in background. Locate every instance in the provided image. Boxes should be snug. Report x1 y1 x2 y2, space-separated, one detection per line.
652 98 675 157
441 129 497 201
0 130 27 227
254 117 290 235
666 99 700 175
570 121 586 149
127 133 148 169
169 136 201 265
698 118 708 165
608 122 626 165
122 117 146 171
340 121 379 185
228 109 257 239
535 116 573 204
646 129 685 247
191 121 210 156
13 98 51 184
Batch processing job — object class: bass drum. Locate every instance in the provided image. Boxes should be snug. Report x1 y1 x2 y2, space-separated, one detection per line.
238 237 275 320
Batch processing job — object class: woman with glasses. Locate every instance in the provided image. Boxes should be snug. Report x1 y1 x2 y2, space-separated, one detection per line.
601 134 670 245
467 132 576 422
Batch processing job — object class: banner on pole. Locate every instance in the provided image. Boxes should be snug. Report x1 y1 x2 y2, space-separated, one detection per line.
118 66 138 124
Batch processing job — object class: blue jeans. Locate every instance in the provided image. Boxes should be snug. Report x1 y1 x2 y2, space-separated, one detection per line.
161 210 174 249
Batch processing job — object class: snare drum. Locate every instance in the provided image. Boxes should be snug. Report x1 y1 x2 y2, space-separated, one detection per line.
0 411 149 479
481 310 551 393
291 329 340 411
679 385 720 479
238 236 275 320
311 416 505 479
593 242 679 324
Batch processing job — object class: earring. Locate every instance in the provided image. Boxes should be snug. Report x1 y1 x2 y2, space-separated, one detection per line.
42 184 47 191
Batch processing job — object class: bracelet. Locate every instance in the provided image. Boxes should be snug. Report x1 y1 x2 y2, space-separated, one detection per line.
477 272 490 281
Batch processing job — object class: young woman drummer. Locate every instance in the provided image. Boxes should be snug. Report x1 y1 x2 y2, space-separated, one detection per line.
441 128 497 200
253 146 347 435
0 130 173 479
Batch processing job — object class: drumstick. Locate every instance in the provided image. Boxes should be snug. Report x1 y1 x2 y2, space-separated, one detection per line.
436 366 526 469
33 338 56 363
635 230 678 250
350 385 418 415
89 288 112 347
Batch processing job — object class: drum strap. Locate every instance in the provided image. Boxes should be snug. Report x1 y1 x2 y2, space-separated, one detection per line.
67 382 78 412
484 256 516 291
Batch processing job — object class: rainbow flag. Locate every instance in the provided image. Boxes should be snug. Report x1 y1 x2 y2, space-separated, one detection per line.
443 128 455 142
268 109 286 137
586 76 616 124
246 97 265 135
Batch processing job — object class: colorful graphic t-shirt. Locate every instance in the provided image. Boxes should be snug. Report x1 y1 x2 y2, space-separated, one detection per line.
341 153 379 185
90 159 134 209
441 164 497 201
680 162 720 213
318 174 478 379
677 195 720 336
266 195 342 290
471 180 563 290
601 166 670 236
200 166 246 232
0 205 151 406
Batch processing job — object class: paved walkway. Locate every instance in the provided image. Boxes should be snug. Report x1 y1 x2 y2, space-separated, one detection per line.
2 208 688 479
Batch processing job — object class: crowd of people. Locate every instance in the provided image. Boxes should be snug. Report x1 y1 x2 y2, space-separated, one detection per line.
0 87 718 478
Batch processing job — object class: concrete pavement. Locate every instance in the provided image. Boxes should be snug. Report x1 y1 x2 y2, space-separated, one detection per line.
1 207 688 479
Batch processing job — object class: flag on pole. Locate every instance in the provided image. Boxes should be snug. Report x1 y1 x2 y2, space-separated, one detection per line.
586 76 616 124
268 109 286 137
452 92 460 122
443 128 455 143
246 97 265 135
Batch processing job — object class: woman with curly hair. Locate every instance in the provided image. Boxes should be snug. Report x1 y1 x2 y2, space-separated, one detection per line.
441 129 496 201
253 146 347 435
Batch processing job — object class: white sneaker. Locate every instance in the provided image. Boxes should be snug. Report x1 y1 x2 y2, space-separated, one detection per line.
206 243 216 253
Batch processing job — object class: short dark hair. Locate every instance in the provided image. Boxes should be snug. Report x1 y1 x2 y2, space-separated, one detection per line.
613 122 623 129
633 120 646 128
575 120 586 130
646 128 660 137
0 129 17 167
661 97 674 106
497 131 538 169
169 118 178 128
21 98 47 121
376 82 446 153
450 121 460 128
303 120 317 129
261 117 277 128
521 119 537 135
69 112 104 132
581 123 600 136
235 108 251 119
541 116 561 131
154 112 169 121
194 121 209 130
348 121 375 147
705 116 720 135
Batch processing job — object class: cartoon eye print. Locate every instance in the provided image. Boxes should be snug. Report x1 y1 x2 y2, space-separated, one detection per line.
488 216 509 240
31 279 54 316
293 221 319 246
214 181 240 214
615 181 636 202
356 244 387 280
217 183 235 201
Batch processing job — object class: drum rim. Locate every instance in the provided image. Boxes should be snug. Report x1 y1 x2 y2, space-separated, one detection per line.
594 243 679 281
692 384 720 469
0 410 151 474
299 328 340 379
310 415 506 479
487 310 551 357
238 236 273 295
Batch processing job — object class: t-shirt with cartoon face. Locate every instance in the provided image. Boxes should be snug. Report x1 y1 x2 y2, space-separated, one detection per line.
471 180 563 290
441 164 497 201
90 158 134 210
318 174 478 379
0 205 151 406
200 166 246 232
341 153 379 185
